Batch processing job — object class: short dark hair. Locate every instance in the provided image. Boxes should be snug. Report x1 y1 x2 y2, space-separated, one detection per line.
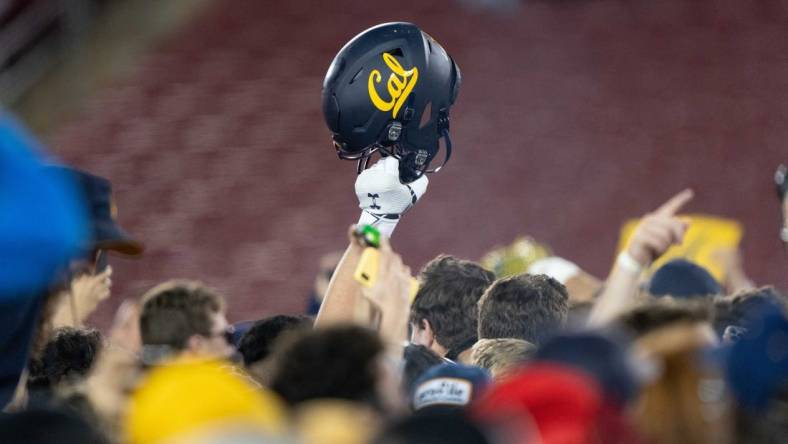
269 325 384 408
401 344 443 395
477 274 569 345
410 255 495 352
28 327 102 390
238 315 312 366
617 298 711 339
139 280 225 350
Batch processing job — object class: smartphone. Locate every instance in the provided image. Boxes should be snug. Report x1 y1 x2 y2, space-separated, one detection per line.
95 249 109 273
354 247 380 288
353 244 420 299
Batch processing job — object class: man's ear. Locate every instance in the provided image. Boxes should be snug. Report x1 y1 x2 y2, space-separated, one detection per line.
411 319 435 348
421 319 435 341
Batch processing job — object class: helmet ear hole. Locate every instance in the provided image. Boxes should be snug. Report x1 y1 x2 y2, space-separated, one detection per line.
387 48 404 57
419 102 433 129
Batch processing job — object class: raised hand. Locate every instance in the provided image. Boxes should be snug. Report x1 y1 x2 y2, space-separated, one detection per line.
355 157 428 237
626 189 694 267
51 266 113 327
69 266 113 322
360 237 412 311
590 189 694 326
360 236 413 344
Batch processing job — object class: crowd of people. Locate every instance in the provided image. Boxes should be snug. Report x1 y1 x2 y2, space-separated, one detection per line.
3 20 788 444
2 105 788 444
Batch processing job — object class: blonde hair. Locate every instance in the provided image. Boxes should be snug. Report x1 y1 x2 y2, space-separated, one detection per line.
470 338 535 379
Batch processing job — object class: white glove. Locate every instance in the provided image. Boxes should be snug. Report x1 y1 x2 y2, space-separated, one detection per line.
355 156 428 237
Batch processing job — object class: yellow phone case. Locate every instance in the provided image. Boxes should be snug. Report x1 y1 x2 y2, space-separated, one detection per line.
354 248 380 288
353 247 420 300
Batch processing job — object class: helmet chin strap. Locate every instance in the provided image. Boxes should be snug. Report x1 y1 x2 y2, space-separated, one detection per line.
425 127 452 174
425 109 452 174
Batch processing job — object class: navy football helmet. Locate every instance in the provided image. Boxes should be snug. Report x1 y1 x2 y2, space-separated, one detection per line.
322 22 461 183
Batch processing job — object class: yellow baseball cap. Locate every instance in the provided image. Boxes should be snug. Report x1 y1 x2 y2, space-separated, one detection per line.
125 358 286 444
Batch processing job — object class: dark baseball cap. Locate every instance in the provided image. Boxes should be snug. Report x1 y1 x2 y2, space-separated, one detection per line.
411 363 491 412
48 166 144 256
648 259 721 299
533 330 643 405
726 304 788 411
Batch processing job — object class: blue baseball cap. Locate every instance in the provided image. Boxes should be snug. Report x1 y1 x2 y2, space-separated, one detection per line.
726 304 788 411
411 363 491 412
648 259 722 299
534 329 643 406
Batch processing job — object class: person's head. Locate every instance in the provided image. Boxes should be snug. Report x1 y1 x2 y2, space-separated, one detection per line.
648 259 722 299
401 344 444 395
617 297 712 340
477 274 569 345
726 302 788 444
409 255 495 358
470 338 535 380
0 408 109 444
55 166 143 255
125 358 285 444
372 411 493 444
534 330 640 407
712 286 787 339
634 322 732 444
726 304 788 415
28 327 102 392
474 363 637 444
410 363 491 413
238 315 313 366
238 315 312 384
269 325 393 412
139 280 232 362
0 113 89 408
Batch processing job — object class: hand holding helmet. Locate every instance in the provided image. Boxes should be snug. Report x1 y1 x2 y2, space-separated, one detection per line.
356 157 428 237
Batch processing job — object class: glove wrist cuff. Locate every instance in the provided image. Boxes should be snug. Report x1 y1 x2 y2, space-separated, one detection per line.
358 211 400 238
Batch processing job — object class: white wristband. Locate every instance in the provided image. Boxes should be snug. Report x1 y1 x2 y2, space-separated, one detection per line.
358 211 400 238
616 251 644 275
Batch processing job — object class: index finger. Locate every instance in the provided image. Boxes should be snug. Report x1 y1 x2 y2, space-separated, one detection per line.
654 189 694 217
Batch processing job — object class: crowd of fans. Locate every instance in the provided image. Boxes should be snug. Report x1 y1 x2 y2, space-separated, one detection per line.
2 87 788 443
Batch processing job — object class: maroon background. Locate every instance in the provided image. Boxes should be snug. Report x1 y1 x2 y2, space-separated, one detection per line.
49 0 788 329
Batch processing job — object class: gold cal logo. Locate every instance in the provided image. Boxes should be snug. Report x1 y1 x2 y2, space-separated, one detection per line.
368 53 418 118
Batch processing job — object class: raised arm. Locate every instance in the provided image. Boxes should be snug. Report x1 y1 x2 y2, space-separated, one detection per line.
588 189 693 325
314 227 366 327
315 156 427 326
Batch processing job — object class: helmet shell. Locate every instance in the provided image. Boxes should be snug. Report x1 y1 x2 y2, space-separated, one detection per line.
322 22 461 181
